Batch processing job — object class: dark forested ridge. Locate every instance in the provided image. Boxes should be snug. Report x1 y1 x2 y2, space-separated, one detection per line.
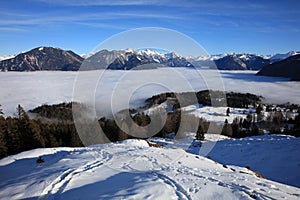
257 54 300 81
29 102 76 121
145 90 262 108
0 105 83 158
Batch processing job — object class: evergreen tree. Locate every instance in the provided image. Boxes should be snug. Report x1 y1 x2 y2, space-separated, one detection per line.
196 120 205 141
3 117 20 154
0 117 8 158
231 118 242 138
294 114 300 130
250 124 260 136
226 108 230 116
256 104 263 115
222 123 233 137
16 105 45 151
242 114 252 129
0 104 3 115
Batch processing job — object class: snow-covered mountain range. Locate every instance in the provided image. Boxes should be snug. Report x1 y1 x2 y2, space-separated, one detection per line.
267 51 300 62
0 47 299 71
82 48 193 70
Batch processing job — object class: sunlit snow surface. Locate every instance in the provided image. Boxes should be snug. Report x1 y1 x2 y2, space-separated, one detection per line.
150 134 300 188
0 137 299 199
1 68 299 117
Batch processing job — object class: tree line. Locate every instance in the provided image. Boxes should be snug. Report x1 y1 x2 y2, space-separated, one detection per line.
145 90 262 109
0 105 82 158
0 93 299 159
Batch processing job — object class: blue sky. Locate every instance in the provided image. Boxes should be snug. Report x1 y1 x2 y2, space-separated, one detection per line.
1 0 300 56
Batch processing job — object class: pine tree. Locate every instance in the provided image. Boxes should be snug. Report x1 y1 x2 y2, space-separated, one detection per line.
294 114 300 130
0 117 8 158
226 108 230 116
49 133 59 147
3 117 20 154
222 123 233 137
16 105 45 151
196 121 205 141
0 104 3 115
231 118 242 138
256 104 263 115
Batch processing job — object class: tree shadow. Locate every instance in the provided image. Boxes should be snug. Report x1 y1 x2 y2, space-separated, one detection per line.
59 171 163 199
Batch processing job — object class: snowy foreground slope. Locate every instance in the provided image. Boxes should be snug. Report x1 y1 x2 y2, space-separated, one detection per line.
150 134 300 188
1 138 299 199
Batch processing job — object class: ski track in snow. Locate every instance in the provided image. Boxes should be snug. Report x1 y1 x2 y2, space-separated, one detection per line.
40 150 112 199
0 139 299 199
151 172 192 200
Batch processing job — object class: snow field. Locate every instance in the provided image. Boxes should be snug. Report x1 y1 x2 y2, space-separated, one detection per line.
0 138 299 199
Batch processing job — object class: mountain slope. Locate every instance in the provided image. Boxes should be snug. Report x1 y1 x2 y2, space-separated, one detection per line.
150 133 300 188
82 49 194 70
0 55 15 61
0 47 83 71
257 54 300 81
1 47 298 71
190 53 270 70
269 51 300 62
214 54 247 70
0 138 299 199
238 54 270 70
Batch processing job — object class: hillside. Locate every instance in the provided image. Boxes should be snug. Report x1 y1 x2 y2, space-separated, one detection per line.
0 47 83 71
0 138 299 199
257 54 300 81
82 49 194 70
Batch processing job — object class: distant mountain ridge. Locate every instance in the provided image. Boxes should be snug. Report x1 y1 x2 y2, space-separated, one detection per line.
82 49 194 70
0 46 299 72
257 54 300 81
190 53 271 70
268 51 300 62
0 47 83 71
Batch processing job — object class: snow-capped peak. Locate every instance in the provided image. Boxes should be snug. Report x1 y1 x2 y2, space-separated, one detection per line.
0 55 15 61
269 51 300 62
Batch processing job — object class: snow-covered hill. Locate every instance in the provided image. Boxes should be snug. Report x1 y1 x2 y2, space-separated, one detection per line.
0 137 299 199
150 134 300 188
0 47 83 71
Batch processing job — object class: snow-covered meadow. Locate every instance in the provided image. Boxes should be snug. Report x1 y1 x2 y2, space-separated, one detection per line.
0 68 299 117
150 133 300 188
0 137 299 199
